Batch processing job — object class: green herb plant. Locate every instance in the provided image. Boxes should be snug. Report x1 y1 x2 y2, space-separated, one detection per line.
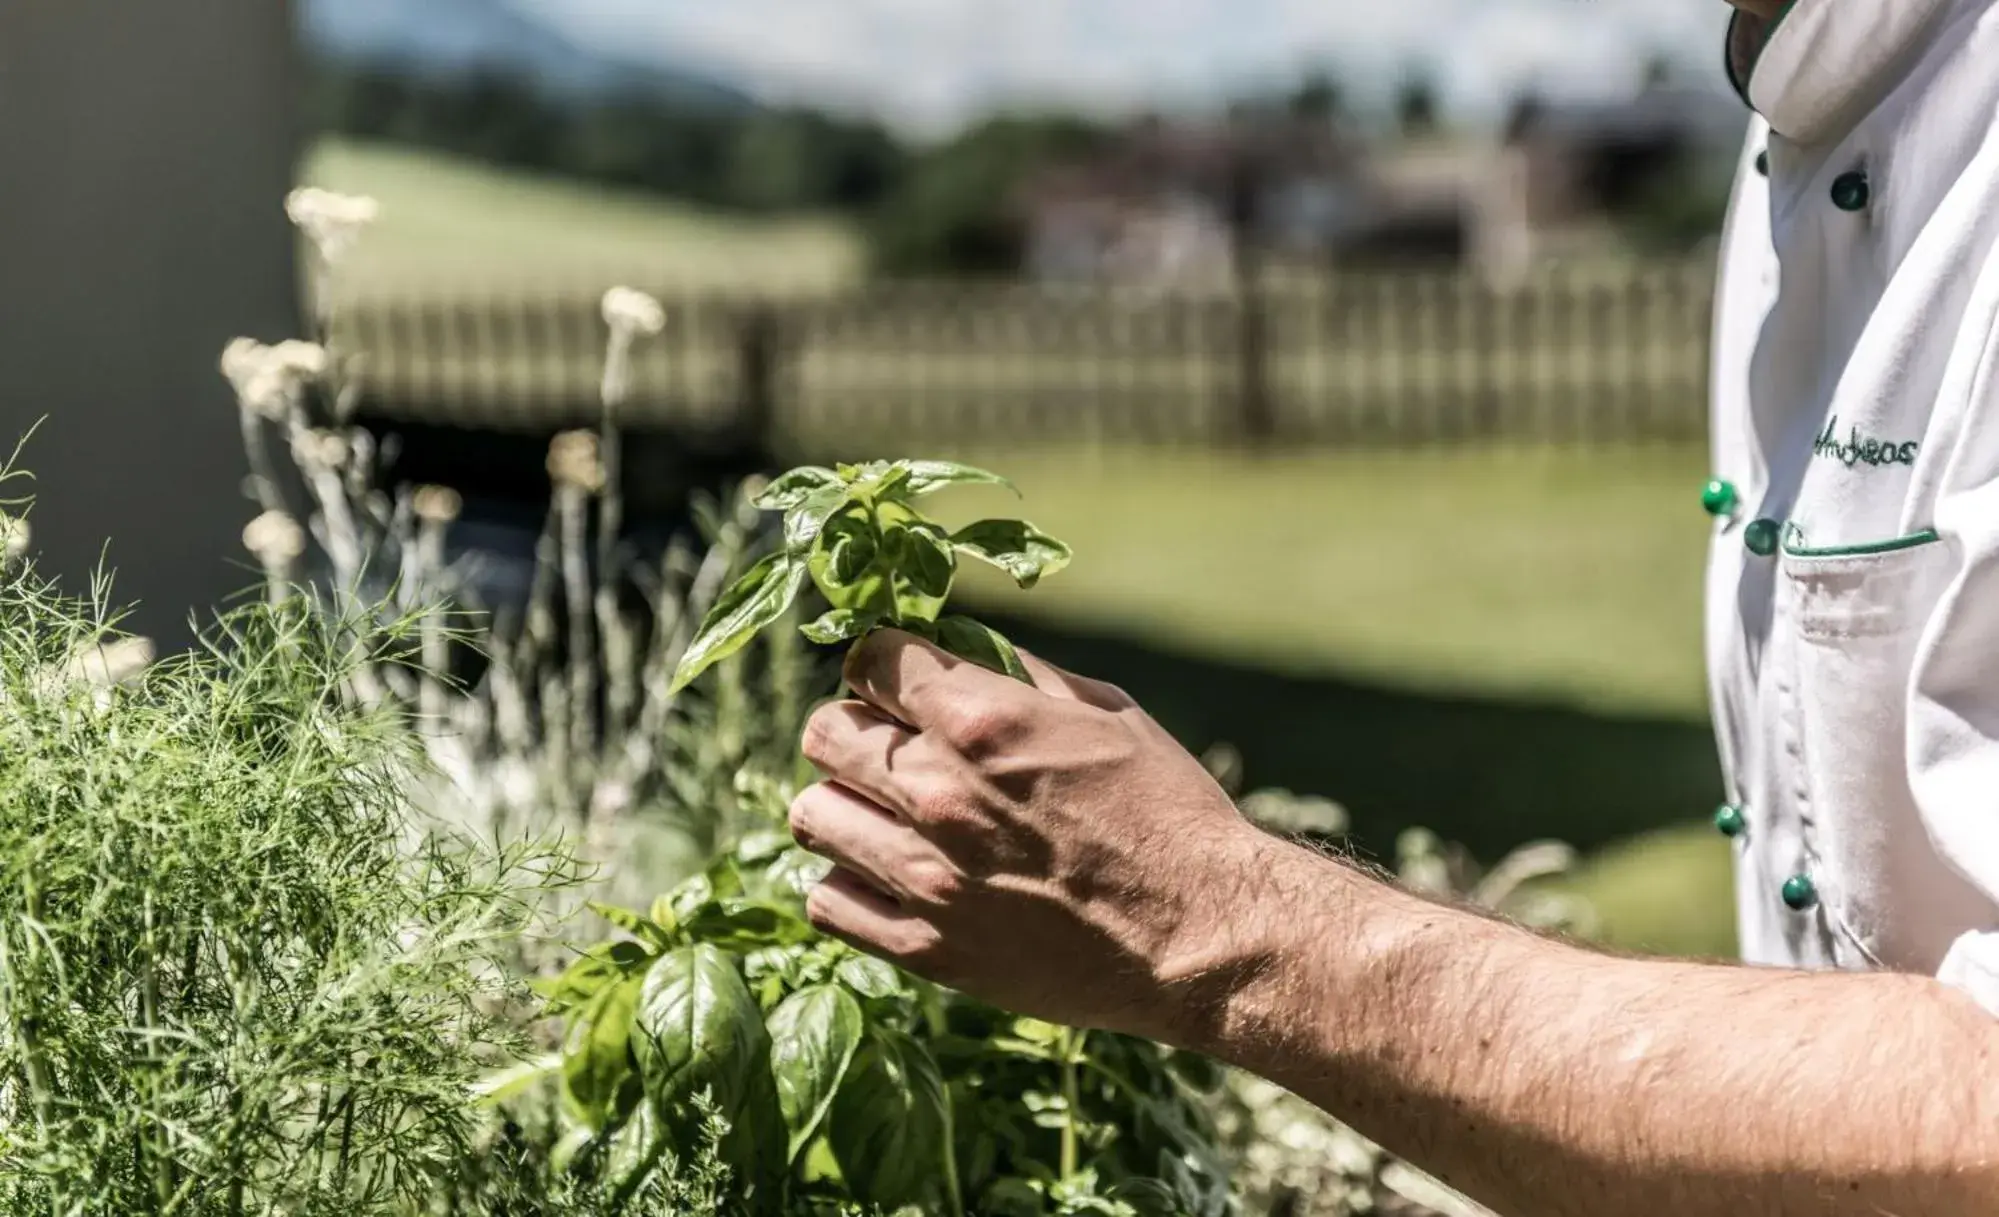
524 794 1234 1217
668 460 1074 694
0 512 573 1216
531 461 1237 1217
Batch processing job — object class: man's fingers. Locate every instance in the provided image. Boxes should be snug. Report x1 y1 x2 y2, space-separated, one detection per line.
788 782 957 906
800 699 920 816
1016 647 1135 711
804 867 946 971
844 628 1008 730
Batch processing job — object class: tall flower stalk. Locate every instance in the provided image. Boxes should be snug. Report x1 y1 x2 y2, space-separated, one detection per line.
226 193 802 915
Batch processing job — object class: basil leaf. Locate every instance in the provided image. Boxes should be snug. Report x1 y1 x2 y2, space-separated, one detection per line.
801 608 877 646
903 522 957 600
735 828 795 867
785 485 854 556
832 953 901 1000
900 460 1018 497
755 466 842 511
588 901 673 951
759 847 833 900
933 615 1030 683
605 1105 671 1211
852 462 913 501
703 853 748 901
646 896 680 937
950 519 1073 589
670 552 810 694
662 878 716 930
814 565 890 614
680 899 817 951
533 940 652 1015
633 945 786 1198
767 984 864 1163
828 1026 959 1214
562 973 642 1132
827 528 877 586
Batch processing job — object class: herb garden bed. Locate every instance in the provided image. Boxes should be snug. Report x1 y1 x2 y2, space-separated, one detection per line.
0 188 1602 1216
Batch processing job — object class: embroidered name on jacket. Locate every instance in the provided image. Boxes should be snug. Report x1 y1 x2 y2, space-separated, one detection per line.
1814 418 1919 469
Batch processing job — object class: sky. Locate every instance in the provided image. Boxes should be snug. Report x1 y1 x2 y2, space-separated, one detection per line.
512 0 1739 136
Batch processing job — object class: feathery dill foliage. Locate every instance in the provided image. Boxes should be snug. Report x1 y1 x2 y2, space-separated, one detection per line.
0 556 572 1215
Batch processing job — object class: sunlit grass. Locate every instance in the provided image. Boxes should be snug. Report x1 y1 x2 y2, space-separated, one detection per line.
919 440 1715 722
301 138 865 298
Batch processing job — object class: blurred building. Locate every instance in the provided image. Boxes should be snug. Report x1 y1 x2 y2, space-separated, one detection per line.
0 0 302 648
1013 114 1373 291
1498 80 1747 255
1015 79 1746 290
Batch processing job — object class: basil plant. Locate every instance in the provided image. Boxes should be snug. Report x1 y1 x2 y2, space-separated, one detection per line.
669 460 1073 694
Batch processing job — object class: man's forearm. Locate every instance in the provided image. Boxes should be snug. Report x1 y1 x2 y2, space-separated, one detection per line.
1181 835 1999 1217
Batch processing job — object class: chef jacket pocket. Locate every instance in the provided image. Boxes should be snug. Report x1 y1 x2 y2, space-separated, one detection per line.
1779 531 1976 972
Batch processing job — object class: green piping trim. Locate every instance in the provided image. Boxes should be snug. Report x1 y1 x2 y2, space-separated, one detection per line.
1780 526 1940 558
1724 0 1802 111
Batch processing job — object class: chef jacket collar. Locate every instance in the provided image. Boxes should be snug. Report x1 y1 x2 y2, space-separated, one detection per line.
1725 0 1957 145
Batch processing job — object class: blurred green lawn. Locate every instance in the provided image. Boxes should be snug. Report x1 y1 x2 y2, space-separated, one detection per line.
908 441 1738 958
919 442 1714 721
301 138 864 296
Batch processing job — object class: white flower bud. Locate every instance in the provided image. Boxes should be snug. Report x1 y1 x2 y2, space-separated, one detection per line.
412 484 463 524
602 286 666 337
286 187 381 264
546 431 605 494
290 428 351 472
267 340 330 380
0 513 28 565
219 337 329 421
242 510 306 564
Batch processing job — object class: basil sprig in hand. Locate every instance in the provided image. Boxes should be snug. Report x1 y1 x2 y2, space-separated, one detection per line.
669 460 1072 694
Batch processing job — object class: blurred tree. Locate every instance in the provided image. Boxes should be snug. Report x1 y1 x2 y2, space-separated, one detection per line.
1610 148 1733 252
303 58 913 217
723 108 910 213
808 113 908 210
1502 89 1548 144
1394 70 1443 138
566 98 666 188
440 68 564 168
866 113 1110 277
1290 68 1346 121
724 109 818 211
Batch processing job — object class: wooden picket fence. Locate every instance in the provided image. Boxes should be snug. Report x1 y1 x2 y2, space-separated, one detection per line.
333 257 1718 451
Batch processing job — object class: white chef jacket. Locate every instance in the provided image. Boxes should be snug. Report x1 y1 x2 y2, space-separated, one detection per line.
1708 0 1999 1012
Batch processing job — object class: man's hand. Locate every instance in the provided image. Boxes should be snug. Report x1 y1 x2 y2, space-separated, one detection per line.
790 628 1268 1042
788 629 1999 1217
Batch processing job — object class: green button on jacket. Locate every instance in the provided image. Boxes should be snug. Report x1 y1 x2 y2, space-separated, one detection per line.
1743 518 1782 556
1782 874 1819 911
1831 170 1870 212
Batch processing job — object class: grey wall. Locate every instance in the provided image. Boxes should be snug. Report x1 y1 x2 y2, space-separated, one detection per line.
0 0 303 648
